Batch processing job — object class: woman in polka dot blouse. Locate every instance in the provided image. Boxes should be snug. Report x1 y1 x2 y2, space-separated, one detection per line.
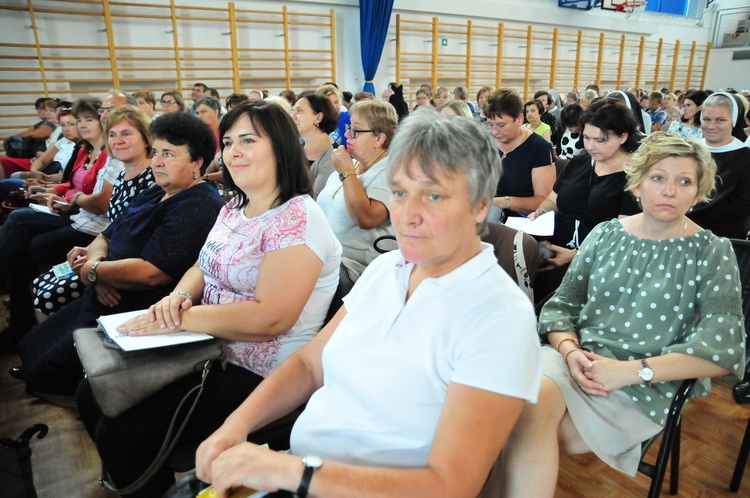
497 132 746 496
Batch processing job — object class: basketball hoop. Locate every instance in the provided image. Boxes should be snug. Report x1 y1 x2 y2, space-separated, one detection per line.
617 0 647 14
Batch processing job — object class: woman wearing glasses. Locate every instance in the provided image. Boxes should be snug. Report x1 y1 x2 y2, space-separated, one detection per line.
316 100 397 282
158 91 185 115
667 90 707 140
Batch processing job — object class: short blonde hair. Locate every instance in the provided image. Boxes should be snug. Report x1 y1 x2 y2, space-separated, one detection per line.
104 105 153 157
348 99 398 149
624 132 716 203
441 100 473 118
316 84 342 102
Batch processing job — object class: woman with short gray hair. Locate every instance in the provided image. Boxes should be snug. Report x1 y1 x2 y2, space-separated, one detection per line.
195 111 541 498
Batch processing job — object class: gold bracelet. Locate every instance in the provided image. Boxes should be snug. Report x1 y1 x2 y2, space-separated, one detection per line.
564 348 584 363
505 195 511 210
556 337 579 353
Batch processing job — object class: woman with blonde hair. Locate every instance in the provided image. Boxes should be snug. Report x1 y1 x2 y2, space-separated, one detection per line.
440 100 473 118
317 99 397 282
498 132 745 497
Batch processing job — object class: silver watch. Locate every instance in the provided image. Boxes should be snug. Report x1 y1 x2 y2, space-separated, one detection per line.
638 358 654 385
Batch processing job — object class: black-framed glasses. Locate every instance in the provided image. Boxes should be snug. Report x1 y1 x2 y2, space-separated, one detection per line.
345 124 374 138
97 106 115 115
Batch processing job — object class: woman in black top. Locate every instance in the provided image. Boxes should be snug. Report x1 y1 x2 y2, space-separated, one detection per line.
528 100 641 299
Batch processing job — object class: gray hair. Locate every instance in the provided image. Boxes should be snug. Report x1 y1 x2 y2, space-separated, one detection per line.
453 85 468 100
387 111 501 234
107 89 137 106
193 96 222 112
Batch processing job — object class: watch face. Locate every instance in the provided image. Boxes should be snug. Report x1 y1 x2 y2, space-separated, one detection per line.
640 367 654 382
87 268 97 283
338 171 346 181
303 454 323 469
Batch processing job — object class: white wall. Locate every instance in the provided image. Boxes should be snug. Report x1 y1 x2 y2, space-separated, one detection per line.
284 0 717 95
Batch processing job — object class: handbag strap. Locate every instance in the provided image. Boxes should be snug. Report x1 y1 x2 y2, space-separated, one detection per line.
513 230 534 302
100 360 213 495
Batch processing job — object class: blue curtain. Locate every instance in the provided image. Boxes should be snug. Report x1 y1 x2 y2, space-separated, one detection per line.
359 0 395 94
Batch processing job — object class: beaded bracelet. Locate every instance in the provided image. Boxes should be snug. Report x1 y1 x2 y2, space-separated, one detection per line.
556 337 580 354
170 290 193 303
564 348 584 363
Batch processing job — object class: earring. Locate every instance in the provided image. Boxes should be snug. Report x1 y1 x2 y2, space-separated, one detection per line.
193 172 198 180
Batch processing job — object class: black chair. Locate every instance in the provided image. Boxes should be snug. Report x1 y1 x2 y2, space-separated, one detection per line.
637 378 697 497
725 238 750 493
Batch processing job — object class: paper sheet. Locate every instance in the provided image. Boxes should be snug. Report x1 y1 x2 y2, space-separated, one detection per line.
29 203 59 216
97 309 214 351
503 210 555 236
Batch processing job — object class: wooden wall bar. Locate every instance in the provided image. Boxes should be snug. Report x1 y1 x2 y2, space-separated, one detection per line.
0 0 335 141
395 14 710 103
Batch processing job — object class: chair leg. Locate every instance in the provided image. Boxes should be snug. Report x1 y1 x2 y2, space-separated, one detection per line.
649 422 680 498
730 417 750 493
669 421 681 495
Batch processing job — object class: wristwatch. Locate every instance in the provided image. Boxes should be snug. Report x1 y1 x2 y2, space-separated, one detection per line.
297 454 323 498
638 359 655 385
87 259 104 284
338 169 356 182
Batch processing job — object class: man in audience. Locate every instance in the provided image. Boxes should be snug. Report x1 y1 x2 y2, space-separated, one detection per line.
190 83 208 116
646 91 667 131
453 85 476 113
382 86 394 102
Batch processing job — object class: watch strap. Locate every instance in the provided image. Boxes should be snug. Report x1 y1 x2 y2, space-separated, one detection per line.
297 465 314 498
338 168 356 182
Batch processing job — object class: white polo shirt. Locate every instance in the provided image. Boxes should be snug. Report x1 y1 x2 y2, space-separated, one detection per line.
290 243 542 467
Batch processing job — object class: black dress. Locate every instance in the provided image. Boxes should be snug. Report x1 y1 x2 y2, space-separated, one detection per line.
688 141 750 239
534 152 640 300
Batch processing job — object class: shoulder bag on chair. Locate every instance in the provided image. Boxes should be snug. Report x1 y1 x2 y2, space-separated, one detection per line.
74 327 222 495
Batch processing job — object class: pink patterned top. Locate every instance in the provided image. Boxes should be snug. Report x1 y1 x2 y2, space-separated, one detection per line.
198 195 341 377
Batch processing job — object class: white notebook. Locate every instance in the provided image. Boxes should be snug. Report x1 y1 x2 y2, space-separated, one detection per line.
97 309 214 351
504 210 555 236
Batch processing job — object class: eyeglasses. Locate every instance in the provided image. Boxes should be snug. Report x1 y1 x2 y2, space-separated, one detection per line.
160 100 177 106
345 124 374 138
97 106 116 115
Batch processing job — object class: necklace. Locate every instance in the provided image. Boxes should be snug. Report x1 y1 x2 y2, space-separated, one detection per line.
500 128 526 156
637 217 689 240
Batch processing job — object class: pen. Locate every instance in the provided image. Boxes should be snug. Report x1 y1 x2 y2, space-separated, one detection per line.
53 199 71 206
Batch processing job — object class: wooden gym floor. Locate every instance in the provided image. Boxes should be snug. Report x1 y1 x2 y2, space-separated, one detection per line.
1 300 749 497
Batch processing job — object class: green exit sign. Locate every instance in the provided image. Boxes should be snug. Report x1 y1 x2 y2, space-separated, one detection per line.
441 38 447 46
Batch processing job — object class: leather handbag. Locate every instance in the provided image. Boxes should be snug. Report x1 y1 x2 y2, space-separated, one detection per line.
73 327 222 418
74 327 223 495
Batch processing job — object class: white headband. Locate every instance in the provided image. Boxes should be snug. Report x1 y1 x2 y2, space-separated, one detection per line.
708 91 739 126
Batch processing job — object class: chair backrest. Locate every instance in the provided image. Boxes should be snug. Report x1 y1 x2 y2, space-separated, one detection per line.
483 222 541 290
323 264 356 326
373 225 541 299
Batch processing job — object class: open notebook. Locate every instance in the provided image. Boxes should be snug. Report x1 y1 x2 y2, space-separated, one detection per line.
97 309 214 351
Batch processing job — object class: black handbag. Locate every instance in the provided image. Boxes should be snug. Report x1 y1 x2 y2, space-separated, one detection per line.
0 424 48 498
